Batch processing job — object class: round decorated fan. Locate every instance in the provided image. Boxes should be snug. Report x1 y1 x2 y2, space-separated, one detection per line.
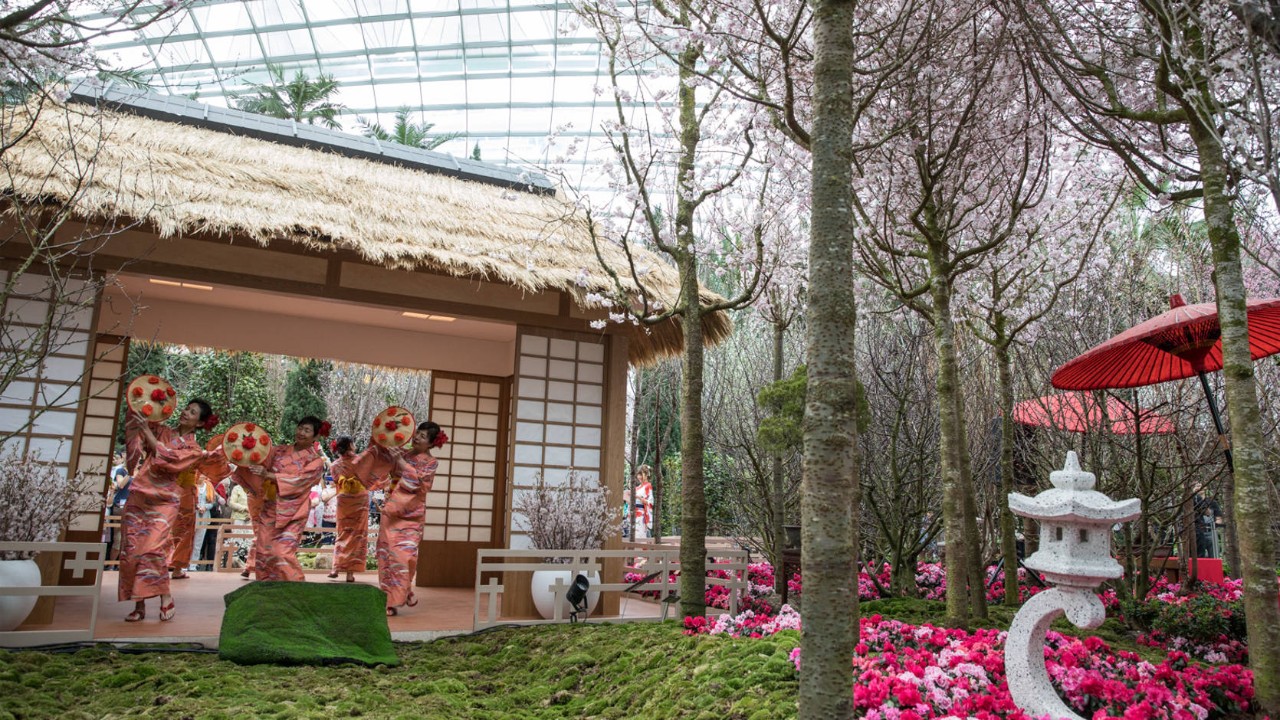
372 406 415 448
221 422 274 465
125 375 178 422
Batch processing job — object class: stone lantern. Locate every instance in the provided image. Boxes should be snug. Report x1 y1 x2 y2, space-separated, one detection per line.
1005 452 1140 720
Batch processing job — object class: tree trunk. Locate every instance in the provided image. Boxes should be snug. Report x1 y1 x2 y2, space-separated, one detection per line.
955 387 987 620
1191 121 1280 718
890 550 918 598
772 321 788 596
995 335 1020 606
1135 410 1152 599
675 70 707 620
1223 468 1241 578
800 0 859 712
928 255 971 628
654 416 663 542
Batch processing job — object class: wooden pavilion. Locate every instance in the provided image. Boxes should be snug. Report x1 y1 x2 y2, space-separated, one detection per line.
0 81 729 622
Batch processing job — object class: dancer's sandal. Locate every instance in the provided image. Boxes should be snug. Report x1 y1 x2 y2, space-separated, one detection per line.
159 601 176 622
124 606 145 623
406 591 418 607
327 571 339 579
385 607 398 617
240 569 251 579
346 573 356 583
171 569 190 580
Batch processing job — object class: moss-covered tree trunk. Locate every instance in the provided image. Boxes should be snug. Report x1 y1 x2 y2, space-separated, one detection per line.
772 321 788 596
955 388 987 620
995 332 1020 606
675 24 708 618
927 251 971 628
890 548 919 598
799 0 859 712
1189 121 1280 718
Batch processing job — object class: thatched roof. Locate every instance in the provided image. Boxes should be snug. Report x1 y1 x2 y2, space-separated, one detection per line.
1 90 731 366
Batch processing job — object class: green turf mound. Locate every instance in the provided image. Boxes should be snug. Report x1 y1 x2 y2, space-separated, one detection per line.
219 581 399 667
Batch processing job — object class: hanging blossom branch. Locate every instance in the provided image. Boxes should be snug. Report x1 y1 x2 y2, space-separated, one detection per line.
535 0 791 333
513 470 624 555
0 445 96 560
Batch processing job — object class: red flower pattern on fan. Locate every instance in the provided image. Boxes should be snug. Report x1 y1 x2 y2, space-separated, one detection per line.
126 375 177 421
222 422 272 467
372 406 415 448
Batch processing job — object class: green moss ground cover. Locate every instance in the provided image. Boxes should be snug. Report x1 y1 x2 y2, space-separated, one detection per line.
0 599 1176 720
0 622 798 720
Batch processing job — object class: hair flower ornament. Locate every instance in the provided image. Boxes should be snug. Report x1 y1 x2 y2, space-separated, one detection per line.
432 431 449 449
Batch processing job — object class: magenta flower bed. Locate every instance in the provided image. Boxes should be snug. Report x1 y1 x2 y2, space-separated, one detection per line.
686 611 1257 720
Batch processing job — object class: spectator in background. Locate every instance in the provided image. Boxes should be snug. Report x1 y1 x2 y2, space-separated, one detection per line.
227 479 254 573
190 475 215 571
632 465 653 540
213 476 232 519
319 477 338 545
105 453 131 561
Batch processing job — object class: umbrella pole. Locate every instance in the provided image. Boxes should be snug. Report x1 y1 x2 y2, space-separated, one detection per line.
1197 372 1234 471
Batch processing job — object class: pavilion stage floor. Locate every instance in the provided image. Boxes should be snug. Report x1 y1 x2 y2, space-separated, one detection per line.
17 571 662 647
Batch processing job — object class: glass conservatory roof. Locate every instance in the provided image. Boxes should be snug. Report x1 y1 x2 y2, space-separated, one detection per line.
82 0 658 191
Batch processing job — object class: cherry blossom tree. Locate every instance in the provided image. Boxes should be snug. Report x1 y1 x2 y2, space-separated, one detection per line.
0 2 185 442
1005 0 1280 709
963 146 1123 605
847 0 1058 626
566 0 787 618
798 0 860 709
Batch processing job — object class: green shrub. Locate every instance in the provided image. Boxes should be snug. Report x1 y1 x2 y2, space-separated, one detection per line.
1149 594 1246 646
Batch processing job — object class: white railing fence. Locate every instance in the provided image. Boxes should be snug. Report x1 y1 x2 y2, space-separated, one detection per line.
473 547 749 631
0 541 105 648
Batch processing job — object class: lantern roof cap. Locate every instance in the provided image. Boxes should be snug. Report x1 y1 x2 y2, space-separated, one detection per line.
1009 452 1141 523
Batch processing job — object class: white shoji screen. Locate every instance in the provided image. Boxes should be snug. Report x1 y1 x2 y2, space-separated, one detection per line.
0 271 98 486
509 333 605 550
426 375 503 543
67 335 127 535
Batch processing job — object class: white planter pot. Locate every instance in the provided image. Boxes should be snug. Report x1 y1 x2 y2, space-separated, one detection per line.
0 558 41 631
531 569 601 620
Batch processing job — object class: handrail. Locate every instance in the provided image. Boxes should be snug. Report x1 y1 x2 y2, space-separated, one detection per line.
0 541 105 648
473 547 751 631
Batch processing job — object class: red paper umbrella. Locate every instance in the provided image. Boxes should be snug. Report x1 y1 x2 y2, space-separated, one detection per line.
1052 294 1280 390
1052 293 1280 469
1014 392 1175 435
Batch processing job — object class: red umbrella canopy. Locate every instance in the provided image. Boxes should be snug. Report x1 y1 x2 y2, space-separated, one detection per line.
1052 294 1280 390
1013 392 1175 435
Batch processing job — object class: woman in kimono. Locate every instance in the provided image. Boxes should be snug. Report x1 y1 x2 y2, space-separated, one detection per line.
326 436 370 583
167 476 198 579
247 416 328 581
119 400 220 622
230 460 278 581
365 421 445 616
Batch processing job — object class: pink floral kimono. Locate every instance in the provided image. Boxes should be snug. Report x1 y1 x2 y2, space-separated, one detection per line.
168 481 197 571
267 443 326 581
118 426 205 602
375 452 436 609
330 456 372 574
231 465 280 581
